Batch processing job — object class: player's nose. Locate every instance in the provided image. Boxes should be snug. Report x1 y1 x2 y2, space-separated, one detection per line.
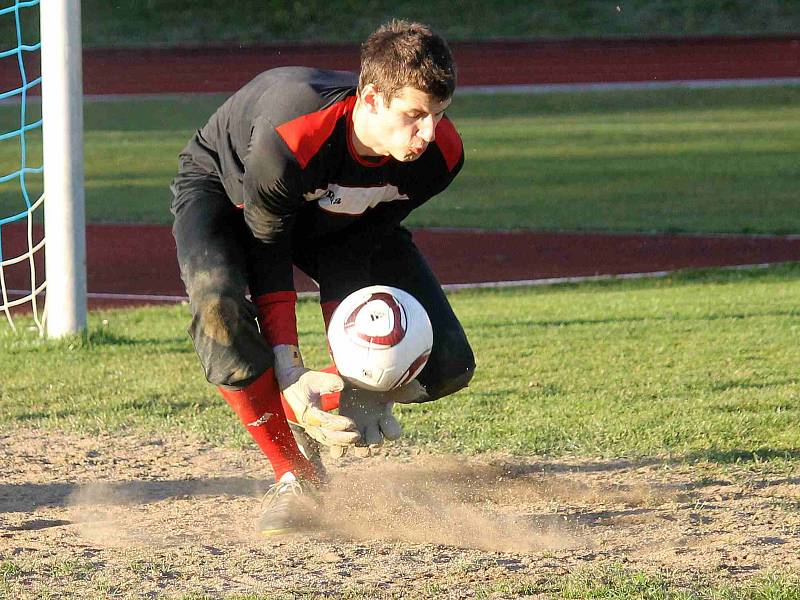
418 115 436 143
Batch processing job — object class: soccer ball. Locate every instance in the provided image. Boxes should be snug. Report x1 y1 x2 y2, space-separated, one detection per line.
327 285 433 392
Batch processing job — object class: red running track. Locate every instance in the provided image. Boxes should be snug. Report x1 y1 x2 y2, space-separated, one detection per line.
3 35 800 95
2 224 800 308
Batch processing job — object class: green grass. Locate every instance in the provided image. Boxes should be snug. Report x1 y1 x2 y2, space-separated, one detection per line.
2 263 800 461
441 87 800 233
196 569 800 599
6 0 798 47
1 561 799 600
557 566 800 599
330 570 800 600
3 85 798 233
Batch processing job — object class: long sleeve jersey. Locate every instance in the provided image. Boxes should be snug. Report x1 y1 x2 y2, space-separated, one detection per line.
179 66 464 296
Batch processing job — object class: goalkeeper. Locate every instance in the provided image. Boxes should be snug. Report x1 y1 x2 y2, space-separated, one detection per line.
170 20 474 535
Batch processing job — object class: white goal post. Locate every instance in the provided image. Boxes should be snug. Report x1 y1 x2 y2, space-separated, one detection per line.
40 0 86 337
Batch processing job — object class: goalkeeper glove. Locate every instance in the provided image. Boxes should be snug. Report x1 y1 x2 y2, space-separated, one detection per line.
272 344 360 447
330 380 428 458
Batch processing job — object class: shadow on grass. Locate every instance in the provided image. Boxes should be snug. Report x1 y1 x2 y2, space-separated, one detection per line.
482 308 800 331
19 328 189 351
9 397 216 424
498 446 800 475
685 447 800 464
85 329 188 348
708 379 797 393
0 476 266 514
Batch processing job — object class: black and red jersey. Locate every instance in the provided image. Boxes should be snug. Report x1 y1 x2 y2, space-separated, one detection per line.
179 67 464 294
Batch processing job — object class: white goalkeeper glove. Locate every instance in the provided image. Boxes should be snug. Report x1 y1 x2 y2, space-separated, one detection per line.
330 380 428 458
272 344 360 447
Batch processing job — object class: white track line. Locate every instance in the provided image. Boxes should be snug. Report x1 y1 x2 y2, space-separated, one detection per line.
4 262 792 304
441 261 791 290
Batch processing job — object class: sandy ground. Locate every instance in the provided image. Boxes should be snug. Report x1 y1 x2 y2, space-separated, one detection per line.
1 429 799 599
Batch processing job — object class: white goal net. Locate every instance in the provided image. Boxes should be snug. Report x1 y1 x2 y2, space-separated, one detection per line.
1 0 85 337
0 0 45 333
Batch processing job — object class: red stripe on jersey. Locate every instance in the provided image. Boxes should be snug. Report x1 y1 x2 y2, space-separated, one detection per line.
275 95 355 169
434 117 463 172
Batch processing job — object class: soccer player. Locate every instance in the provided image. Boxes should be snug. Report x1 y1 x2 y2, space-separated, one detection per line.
170 20 474 535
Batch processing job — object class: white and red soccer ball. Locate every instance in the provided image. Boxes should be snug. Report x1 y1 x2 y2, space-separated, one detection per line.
327 285 433 392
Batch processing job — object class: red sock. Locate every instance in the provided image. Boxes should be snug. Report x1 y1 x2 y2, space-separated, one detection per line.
218 368 316 482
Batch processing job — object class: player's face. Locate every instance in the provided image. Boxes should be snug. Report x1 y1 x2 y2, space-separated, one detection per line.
371 87 451 162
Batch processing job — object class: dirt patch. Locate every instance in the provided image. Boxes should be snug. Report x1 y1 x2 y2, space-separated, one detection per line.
0 429 799 598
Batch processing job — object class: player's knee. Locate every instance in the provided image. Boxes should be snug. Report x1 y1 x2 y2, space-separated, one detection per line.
188 292 270 388
439 352 475 398
193 293 241 347
426 338 475 400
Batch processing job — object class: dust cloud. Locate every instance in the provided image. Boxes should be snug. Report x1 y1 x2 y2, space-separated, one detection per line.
66 482 147 546
61 454 668 552
315 456 586 553
65 478 261 547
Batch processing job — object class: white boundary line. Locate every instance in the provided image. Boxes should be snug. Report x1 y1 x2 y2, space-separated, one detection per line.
5 261 794 304
441 261 787 290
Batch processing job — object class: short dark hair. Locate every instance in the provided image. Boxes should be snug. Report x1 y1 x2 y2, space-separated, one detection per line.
359 20 456 103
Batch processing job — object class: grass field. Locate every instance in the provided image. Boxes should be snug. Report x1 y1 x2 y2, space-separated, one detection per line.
2 265 800 597
2 85 799 233
2 264 799 458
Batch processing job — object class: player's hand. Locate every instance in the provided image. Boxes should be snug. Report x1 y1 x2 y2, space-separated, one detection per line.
273 345 360 447
329 379 427 457
330 387 404 458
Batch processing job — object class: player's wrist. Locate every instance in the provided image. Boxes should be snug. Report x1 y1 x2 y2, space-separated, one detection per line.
272 344 307 390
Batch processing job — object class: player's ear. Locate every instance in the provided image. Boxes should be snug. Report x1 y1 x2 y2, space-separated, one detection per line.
360 84 383 114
